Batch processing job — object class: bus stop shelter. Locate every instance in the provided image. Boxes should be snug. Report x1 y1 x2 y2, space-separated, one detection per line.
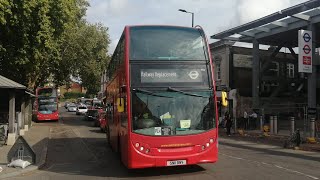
211 0 320 137
0 75 34 145
211 0 320 110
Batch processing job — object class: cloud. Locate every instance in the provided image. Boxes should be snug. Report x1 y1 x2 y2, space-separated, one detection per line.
86 0 307 53
236 0 291 24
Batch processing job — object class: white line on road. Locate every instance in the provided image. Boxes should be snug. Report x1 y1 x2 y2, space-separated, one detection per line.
274 165 319 180
221 153 319 180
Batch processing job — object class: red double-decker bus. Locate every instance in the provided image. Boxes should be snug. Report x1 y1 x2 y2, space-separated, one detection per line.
33 87 59 122
105 25 218 169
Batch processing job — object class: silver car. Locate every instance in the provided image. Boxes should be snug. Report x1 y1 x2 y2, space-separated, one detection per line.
67 104 77 112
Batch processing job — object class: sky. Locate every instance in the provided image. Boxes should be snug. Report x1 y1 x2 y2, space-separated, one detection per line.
85 0 307 54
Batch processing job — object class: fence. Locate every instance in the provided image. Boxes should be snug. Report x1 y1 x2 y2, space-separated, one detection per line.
234 102 320 138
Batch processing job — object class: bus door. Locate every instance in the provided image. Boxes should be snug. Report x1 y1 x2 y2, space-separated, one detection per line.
106 97 118 151
117 85 128 164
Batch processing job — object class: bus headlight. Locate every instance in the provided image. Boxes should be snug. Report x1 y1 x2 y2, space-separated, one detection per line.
135 143 140 148
133 142 151 154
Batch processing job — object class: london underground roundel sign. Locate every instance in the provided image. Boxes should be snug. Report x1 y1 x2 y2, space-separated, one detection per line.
298 30 312 73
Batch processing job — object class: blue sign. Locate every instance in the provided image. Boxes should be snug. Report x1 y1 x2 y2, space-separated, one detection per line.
303 33 311 42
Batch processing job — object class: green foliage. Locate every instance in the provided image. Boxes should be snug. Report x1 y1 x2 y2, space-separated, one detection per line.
59 22 110 96
63 91 85 99
0 0 109 96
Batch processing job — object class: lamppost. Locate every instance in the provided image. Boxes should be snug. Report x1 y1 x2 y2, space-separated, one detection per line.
178 9 194 27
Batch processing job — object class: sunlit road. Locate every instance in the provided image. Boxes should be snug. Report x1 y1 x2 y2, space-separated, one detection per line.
8 107 320 180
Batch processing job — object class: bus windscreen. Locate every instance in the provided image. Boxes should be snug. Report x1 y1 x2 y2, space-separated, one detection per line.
132 90 215 136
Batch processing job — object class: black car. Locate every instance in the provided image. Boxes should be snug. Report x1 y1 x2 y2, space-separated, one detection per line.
85 109 99 121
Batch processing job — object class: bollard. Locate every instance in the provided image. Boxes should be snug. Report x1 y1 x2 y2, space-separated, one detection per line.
290 117 295 135
310 117 315 138
270 116 274 134
274 116 278 134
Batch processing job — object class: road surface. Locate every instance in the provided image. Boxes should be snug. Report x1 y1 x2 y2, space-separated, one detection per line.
8 107 320 180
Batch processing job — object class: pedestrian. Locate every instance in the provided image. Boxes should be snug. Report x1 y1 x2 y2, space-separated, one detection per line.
249 111 258 129
243 110 248 130
225 111 232 136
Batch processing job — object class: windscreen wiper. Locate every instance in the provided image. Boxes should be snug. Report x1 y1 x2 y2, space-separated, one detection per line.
167 87 210 98
133 88 173 98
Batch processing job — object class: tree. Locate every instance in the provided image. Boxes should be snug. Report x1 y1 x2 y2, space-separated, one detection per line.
58 22 110 96
0 0 110 96
0 0 90 90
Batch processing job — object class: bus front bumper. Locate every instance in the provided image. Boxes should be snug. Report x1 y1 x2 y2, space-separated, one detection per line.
128 143 218 169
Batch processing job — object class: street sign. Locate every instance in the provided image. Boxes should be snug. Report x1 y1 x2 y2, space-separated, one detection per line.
298 30 312 73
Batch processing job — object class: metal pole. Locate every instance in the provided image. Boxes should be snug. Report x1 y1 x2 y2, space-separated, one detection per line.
260 115 263 132
304 106 307 137
234 117 237 133
270 116 274 134
191 13 194 27
252 39 260 109
290 116 295 135
274 115 278 134
310 117 315 138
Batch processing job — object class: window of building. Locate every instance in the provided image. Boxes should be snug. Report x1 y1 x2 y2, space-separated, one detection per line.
269 61 279 76
287 63 294 78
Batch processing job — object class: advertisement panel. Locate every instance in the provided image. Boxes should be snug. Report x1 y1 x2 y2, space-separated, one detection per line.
298 30 312 73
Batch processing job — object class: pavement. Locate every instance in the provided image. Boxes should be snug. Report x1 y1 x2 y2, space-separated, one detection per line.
219 128 320 152
0 123 50 179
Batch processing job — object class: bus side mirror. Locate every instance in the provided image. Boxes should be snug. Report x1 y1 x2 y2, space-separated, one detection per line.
117 98 124 113
221 91 228 107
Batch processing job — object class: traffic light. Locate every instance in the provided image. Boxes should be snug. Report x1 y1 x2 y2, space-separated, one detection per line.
221 91 228 107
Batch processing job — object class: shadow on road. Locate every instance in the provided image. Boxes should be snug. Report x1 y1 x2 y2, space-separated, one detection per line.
220 141 320 162
89 129 104 134
32 136 205 178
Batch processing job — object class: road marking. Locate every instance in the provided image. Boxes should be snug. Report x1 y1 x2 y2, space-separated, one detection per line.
221 153 319 180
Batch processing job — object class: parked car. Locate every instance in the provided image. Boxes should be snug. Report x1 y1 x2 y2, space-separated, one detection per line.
85 109 99 121
64 101 70 109
76 105 88 115
67 104 77 112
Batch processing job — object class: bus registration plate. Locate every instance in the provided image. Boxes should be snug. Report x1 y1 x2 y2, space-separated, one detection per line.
166 160 187 166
